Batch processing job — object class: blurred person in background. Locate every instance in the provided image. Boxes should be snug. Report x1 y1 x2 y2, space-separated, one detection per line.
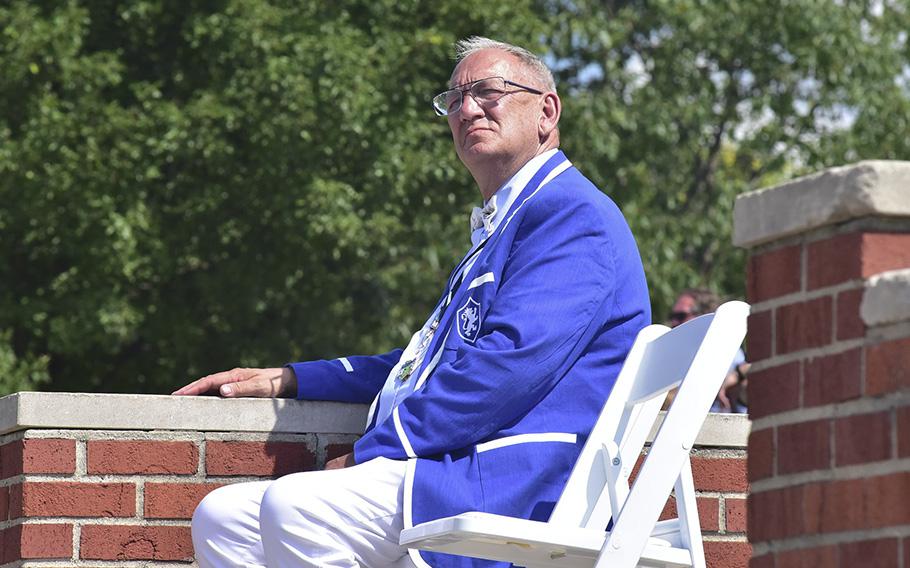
666 288 748 413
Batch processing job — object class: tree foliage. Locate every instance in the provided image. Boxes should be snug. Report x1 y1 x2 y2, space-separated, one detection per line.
543 0 910 313
1 0 908 394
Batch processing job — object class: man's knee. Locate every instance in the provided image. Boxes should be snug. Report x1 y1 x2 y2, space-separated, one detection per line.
192 484 235 536
193 482 267 539
259 471 359 540
259 474 316 528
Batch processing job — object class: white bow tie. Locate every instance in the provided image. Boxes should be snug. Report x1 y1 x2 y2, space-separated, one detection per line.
470 200 497 236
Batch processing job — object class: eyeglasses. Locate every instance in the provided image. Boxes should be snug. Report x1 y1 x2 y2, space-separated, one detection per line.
667 311 693 324
432 76 543 116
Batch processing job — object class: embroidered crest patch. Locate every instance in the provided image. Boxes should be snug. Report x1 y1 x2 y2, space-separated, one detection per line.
456 296 482 343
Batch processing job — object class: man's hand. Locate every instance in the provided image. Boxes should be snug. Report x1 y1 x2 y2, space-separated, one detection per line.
172 367 297 398
324 452 356 470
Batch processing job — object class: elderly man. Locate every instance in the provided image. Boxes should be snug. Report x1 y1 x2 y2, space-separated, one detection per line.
177 37 650 568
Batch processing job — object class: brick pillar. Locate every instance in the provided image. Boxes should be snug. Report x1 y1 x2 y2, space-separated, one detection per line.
733 160 910 567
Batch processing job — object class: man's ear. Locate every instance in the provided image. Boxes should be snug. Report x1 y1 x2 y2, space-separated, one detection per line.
538 92 561 139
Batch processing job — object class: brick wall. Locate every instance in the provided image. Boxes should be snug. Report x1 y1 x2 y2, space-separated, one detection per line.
664 453 751 567
734 160 910 567
0 393 750 567
0 428 357 565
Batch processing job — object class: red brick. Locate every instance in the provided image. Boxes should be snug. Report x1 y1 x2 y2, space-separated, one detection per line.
145 482 225 519
836 288 865 340
25 439 76 474
752 485 818 541
206 441 315 476
750 553 775 568
803 349 862 408
780 484 810 538
659 496 719 531
8 484 22 518
748 490 779 542
703 540 750 568
87 440 198 475
898 406 910 458
0 486 7 521
840 538 898 568
725 498 747 533
1 526 14 564
325 443 355 463
778 419 830 474
0 440 19 480
748 428 774 482
691 457 748 492
861 233 910 277
866 472 910 528
903 536 910 568
748 362 800 420
810 473 910 534
2 439 77 479
698 497 720 532
748 245 802 302
20 523 73 559
817 477 865 533
0 527 11 564
866 337 910 396
777 545 838 568
747 310 772 361
807 233 863 289
835 411 892 466
776 297 833 354
21 482 135 517
1 523 73 561
800 481 824 534
80 525 193 561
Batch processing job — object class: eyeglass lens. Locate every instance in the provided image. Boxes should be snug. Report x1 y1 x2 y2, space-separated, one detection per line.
435 77 506 116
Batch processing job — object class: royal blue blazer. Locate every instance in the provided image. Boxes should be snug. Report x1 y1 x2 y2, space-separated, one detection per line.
289 151 651 567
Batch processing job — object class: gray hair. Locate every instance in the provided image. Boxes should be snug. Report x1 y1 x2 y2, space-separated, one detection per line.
453 36 556 93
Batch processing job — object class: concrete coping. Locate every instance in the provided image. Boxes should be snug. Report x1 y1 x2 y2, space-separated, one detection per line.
862 268 910 327
733 160 910 248
0 392 369 436
0 392 750 448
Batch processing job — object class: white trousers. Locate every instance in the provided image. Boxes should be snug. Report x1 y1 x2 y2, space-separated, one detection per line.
192 457 418 568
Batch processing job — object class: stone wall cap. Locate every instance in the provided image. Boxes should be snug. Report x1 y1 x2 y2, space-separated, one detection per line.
861 268 910 327
0 392 369 436
0 391 750 448
733 160 910 248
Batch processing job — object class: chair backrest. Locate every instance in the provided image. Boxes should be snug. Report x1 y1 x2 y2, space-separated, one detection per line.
548 301 749 565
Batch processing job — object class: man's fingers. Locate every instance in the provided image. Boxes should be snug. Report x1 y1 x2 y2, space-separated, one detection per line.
218 377 265 398
173 367 291 399
219 368 289 398
172 377 218 396
172 368 254 396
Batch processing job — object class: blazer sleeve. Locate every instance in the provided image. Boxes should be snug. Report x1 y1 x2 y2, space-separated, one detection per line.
354 193 619 461
288 349 403 404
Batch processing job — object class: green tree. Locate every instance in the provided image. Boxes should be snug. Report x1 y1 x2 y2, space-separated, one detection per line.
0 0 548 394
543 0 910 319
2 0 908 395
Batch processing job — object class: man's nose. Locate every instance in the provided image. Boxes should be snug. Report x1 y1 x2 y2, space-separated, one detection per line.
458 91 485 119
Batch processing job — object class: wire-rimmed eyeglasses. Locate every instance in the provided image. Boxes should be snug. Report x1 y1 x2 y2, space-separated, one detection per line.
432 76 544 116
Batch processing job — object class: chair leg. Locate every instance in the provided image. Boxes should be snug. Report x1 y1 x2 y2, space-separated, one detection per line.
674 457 705 568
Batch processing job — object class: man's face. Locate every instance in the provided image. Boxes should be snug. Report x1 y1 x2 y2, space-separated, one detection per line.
446 49 543 172
668 294 696 328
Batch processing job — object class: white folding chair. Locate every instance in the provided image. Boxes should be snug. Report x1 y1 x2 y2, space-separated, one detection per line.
400 301 750 568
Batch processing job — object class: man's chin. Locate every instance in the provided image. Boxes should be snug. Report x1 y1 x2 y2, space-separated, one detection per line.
459 140 500 160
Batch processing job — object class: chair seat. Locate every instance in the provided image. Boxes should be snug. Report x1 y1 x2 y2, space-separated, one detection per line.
400 512 694 568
